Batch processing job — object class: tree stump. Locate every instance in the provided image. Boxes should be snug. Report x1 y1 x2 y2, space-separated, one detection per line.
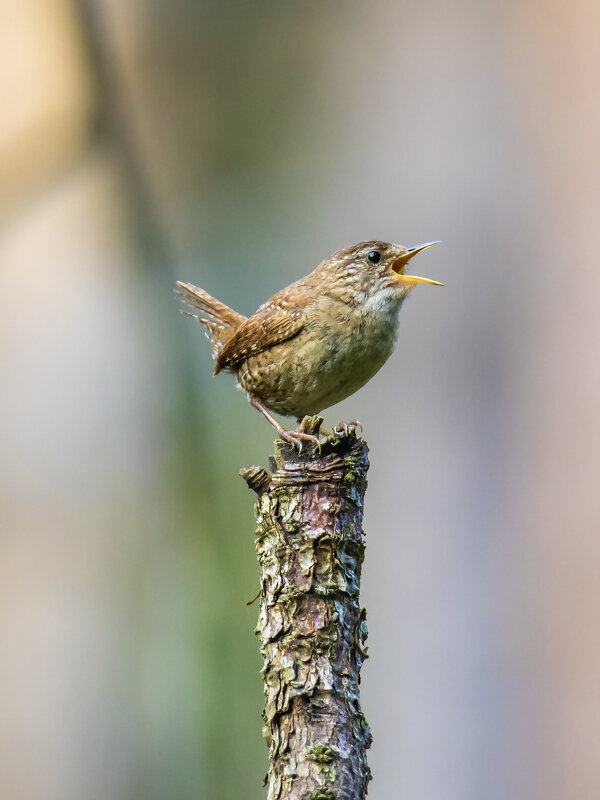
241 421 372 800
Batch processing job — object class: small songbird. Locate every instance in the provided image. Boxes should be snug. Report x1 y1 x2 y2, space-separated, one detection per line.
176 240 442 448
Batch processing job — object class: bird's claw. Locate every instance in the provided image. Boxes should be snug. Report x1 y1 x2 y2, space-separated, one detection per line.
333 420 363 436
278 427 322 453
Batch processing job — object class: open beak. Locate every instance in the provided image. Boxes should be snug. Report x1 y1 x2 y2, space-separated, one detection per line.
391 241 444 286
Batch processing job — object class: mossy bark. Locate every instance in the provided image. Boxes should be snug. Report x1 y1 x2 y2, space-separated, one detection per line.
241 424 372 800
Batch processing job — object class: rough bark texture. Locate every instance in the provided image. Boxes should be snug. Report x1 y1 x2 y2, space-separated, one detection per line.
241 422 372 800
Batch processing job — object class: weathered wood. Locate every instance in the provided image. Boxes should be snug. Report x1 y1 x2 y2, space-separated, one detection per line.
241 422 372 800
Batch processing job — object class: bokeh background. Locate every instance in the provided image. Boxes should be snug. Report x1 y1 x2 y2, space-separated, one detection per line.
1 1 599 798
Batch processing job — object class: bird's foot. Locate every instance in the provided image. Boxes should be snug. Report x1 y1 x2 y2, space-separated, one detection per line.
296 415 326 437
295 416 362 441
278 426 322 453
333 419 363 436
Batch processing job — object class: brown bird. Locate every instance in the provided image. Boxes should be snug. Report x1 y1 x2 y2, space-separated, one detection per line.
176 240 442 448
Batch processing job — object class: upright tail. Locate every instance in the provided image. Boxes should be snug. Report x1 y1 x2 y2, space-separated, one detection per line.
175 281 247 365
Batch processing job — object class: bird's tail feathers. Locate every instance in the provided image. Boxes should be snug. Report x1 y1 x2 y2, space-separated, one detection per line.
175 281 247 362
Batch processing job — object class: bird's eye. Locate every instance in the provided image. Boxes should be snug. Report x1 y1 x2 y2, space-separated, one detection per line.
367 250 381 264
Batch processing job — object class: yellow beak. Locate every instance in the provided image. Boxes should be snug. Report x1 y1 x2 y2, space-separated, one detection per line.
392 241 444 286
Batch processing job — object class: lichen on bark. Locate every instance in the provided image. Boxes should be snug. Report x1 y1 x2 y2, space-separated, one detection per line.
241 423 372 800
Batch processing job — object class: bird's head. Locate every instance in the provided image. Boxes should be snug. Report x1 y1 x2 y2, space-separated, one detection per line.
317 240 442 303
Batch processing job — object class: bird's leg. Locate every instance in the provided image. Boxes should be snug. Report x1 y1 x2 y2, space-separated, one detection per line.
295 415 362 439
296 415 311 433
296 415 329 438
296 416 332 438
250 396 321 452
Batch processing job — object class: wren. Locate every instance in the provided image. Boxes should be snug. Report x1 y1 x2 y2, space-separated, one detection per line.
176 240 442 449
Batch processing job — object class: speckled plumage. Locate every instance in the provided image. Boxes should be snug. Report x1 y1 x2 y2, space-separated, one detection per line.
176 240 440 446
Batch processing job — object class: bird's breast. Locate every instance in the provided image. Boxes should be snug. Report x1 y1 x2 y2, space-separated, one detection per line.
238 291 405 418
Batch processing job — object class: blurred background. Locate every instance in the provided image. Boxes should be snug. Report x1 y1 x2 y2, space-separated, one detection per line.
1 1 599 798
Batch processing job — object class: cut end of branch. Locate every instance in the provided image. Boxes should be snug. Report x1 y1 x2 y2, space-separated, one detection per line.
239 465 271 495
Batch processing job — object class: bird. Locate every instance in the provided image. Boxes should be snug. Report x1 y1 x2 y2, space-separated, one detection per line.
176 240 442 449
